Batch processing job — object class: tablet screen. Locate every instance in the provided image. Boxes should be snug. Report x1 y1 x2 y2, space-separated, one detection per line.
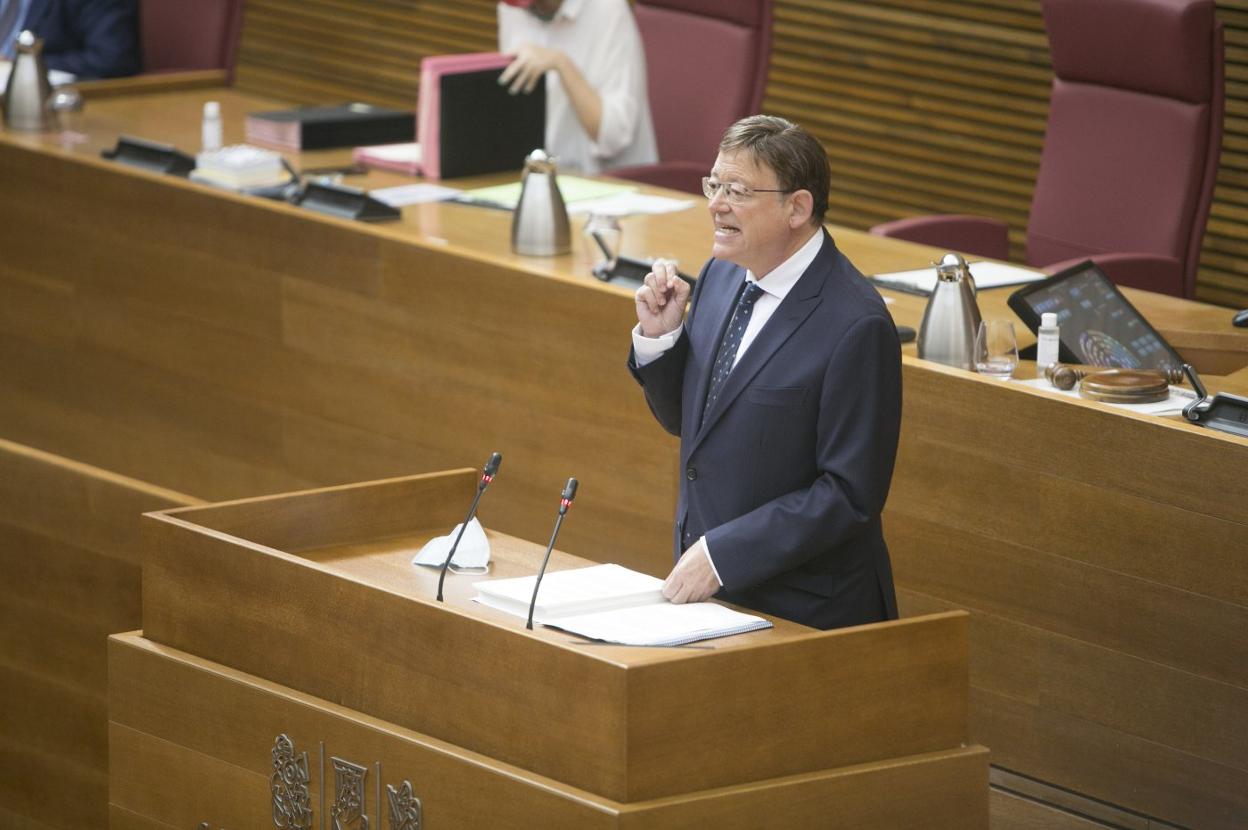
1008 261 1184 372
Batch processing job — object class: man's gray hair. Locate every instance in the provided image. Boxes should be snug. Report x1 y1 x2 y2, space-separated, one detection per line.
719 115 830 228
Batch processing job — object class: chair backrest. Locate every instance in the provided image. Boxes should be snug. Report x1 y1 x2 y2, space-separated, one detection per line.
1029 0 1223 297
140 0 245 77
633 0 772 168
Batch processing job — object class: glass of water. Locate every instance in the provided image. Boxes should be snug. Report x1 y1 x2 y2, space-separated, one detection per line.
975 320 1019 379
583 213 622 273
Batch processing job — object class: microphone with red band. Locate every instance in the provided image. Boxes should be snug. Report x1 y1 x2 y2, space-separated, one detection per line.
436 452 503 602
526 477 578 630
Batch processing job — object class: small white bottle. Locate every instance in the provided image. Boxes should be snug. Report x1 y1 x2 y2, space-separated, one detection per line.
1036 311 1060 377
201 101 223 153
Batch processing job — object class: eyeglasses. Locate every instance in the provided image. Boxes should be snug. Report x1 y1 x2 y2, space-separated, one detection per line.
702 177 792 205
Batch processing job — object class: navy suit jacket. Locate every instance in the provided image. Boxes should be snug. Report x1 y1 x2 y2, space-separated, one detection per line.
24 0 139 78
630 230 902 630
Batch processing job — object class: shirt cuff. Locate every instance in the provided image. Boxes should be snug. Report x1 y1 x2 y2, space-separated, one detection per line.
698 535 724 587
632 322 682 368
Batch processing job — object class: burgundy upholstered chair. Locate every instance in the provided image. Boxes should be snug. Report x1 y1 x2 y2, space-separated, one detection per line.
871 0 1224 298
140 0 245 79
610 0 773 194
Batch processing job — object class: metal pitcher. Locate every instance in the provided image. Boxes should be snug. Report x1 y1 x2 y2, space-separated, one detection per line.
511 148 570 256
916 253 983 370
1 30 81 132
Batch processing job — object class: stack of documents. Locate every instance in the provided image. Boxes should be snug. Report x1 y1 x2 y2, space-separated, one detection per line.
474 563 772 647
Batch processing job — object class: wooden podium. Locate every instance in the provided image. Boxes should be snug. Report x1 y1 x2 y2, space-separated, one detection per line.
109 468 988 828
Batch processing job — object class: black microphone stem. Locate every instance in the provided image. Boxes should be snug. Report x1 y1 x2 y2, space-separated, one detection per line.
526 513 566 631
436 483 486 602
437 452 502 602
526 477 578 630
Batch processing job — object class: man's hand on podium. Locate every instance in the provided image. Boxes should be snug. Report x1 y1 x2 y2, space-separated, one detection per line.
662 539 719 605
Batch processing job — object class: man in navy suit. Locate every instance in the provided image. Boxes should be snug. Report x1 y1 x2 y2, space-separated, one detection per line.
0 0 138 79
629 115 902 631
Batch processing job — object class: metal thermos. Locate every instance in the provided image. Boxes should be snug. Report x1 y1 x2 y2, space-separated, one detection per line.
511 149 570 256
3 30 56 131
1 30 81 132
916 253 983 370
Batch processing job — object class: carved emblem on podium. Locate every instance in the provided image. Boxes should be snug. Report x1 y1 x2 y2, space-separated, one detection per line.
270 734 313 829
386 780 422 830
331 757 370 830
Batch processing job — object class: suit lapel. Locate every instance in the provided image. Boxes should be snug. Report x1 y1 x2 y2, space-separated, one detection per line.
688 234 834 452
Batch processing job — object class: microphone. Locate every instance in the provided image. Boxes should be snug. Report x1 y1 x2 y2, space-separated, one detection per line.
526 478 578 630
436 452 502 602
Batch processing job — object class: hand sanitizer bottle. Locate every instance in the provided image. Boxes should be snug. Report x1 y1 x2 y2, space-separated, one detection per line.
201 101 223 153
1036 312 1060 378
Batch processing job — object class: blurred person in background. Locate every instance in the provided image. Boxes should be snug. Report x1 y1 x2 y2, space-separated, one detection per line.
0 0 139 79
498 0 658 175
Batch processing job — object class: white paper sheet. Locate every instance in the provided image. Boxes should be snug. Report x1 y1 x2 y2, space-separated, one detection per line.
473 563 772 646
567 192 696 217
872 260 1046 295
546 601 771 647
370 183 462 207
475 564 663 620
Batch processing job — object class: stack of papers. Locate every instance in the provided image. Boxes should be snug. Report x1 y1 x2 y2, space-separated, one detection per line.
871 261 1046 296
474 563 772 647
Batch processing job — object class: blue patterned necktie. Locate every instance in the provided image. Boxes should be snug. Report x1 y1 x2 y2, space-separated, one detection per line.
702 280 764 422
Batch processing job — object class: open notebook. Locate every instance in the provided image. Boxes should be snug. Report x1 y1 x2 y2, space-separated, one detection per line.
474 564 772 647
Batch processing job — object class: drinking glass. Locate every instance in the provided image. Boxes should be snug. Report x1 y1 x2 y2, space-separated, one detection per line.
975 320 1019 379
583 213 622 272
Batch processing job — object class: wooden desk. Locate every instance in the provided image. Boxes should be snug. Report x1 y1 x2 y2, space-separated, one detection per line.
2 85 1246 829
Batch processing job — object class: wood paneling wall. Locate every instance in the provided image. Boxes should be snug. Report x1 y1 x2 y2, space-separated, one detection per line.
0 439 197 830
233 0 1248 308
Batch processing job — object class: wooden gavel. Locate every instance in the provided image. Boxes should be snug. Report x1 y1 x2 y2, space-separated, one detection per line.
1042 362 1184 391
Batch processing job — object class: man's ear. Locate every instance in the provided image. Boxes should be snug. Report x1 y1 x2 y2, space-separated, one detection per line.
788 189 814 229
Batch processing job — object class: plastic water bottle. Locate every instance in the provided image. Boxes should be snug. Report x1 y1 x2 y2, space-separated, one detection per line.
1036 312 1060 377
201 101 223 153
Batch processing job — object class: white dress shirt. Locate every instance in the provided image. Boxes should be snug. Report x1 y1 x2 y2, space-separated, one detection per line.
632 229 824 583
498 0 658 175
